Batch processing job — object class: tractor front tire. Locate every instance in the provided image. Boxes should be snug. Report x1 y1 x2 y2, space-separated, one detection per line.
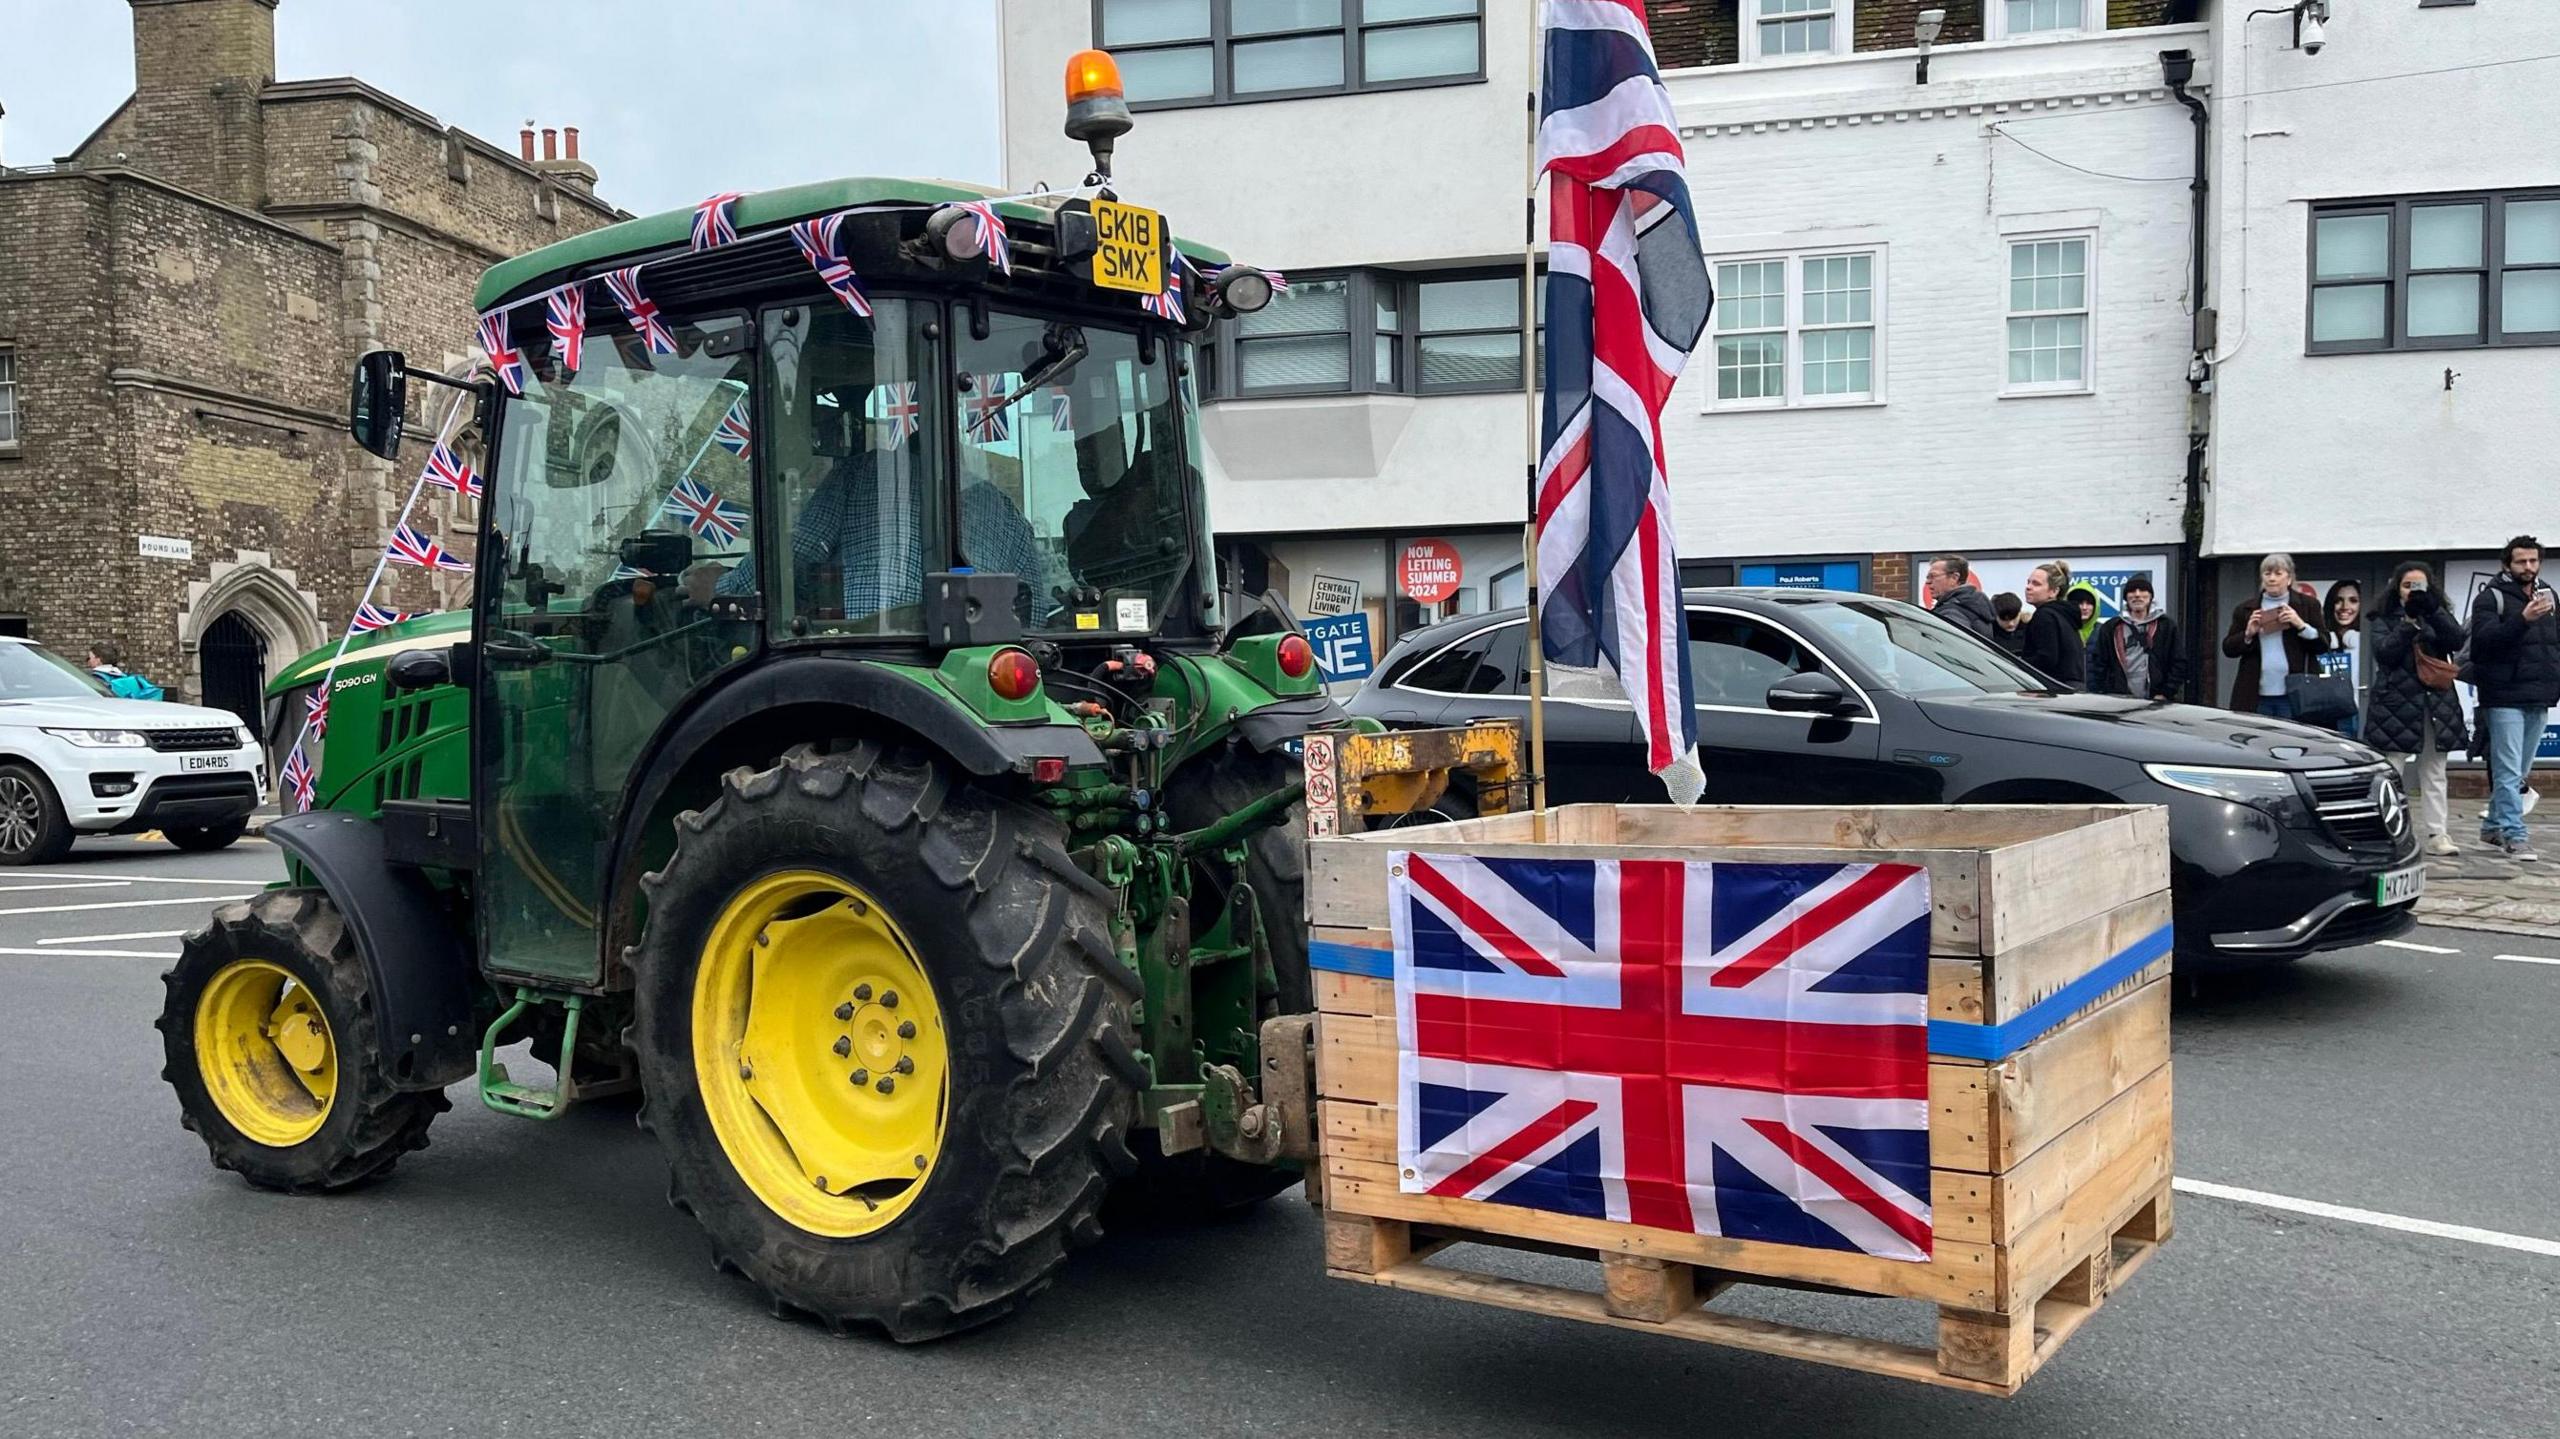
629 743 1142 1341
157 890 447 1192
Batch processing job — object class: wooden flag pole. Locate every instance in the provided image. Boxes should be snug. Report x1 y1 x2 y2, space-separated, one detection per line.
1521 0 1550 843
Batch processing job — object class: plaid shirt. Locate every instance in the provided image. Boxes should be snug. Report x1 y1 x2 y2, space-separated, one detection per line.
722 453 1050 622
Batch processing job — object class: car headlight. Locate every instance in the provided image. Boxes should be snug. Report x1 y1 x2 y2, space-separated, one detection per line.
2142 763 2300 804
236 724 257 747
43 727 149 749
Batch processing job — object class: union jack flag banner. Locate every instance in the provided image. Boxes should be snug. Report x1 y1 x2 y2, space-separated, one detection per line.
956 200 1012 274
1143 245 1187 324
965 373 1012 442
661 475 749 546
351 603 412 632
874 381 921 449
713 397 753 460
280 745 316 814
477 310 529 396
1047 386 1074 431
388 522 472 573
304 688 328 739
789 212 872 318
692 191 744 251
545 284 587 374
610 563 657 582
603 266 678 356
424 441 481 500
1390 851 1933 1261
1535 1 1715 803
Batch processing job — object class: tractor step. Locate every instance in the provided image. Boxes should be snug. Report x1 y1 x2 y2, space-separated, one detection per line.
478 987 588 1120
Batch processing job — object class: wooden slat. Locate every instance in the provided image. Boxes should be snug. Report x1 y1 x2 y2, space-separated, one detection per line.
1978 806 2171 954
1929 978 2171 1173
1999 1119 2177 1310
1315 966 1391 1018
1990 1063 2172 1247
1602 803 2130 854
1317 1012 1397 1104
1930 889 2173 1027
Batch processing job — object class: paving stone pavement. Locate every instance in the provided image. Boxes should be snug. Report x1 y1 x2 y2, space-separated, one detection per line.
2415 797 2560 938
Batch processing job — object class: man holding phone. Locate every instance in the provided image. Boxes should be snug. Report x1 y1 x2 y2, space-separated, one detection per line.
2469 535 2558 861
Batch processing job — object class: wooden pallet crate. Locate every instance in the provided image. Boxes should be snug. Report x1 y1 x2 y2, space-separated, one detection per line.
1308 803 2176 1395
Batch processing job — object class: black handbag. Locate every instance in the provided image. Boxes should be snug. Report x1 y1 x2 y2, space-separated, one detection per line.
2285 669 2357 724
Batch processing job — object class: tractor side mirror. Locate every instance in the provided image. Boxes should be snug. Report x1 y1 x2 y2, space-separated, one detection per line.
387 647 452 692
351 350 409 461
1765 671 1856 716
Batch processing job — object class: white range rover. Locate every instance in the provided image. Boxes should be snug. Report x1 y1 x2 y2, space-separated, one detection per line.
0 637 267 864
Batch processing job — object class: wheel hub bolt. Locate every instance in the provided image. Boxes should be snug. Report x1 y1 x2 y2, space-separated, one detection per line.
849 1068 870 1085
914 1155 928 1171
834 1001 854 1020
881 990 899 1009
739 1063 753 1080
875 1076 897 1094
833 1036 852 1057
896 1020 917 1040
893 1056 914 1075
853 983 873 1002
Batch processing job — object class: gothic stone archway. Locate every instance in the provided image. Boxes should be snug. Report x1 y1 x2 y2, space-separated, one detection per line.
179 552 325 716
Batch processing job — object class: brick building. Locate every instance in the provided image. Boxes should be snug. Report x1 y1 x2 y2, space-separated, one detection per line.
0 0 618 721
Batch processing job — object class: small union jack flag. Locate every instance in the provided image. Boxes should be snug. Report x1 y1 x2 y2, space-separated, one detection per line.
424 441 481 500
956 200 1011 274
1143 247 1187 324
1047 387 1073 431
610 564 657 582
713 397 753 460
965 374 1011 442
546 284 587 374
388 523 472 573
789 211 871 318
351 602 412 632
304 687 329 739
477 310 529 395
661 475 749 546
876 381 921 449
603 266 677 356
692 192 744 251
280 744 316 814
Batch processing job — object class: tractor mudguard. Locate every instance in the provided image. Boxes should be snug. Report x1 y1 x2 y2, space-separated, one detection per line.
263 811 478 1091
1232 693 1346 752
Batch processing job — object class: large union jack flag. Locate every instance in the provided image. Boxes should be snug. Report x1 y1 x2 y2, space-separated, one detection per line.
388 523 472 573
1390 851 1932 1262
1535 1 1715 803
661 475 748 546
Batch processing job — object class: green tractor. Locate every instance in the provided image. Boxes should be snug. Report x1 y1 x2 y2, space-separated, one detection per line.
157 67 1355 1339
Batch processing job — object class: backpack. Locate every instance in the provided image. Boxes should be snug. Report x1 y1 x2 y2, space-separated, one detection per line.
100 670 166 701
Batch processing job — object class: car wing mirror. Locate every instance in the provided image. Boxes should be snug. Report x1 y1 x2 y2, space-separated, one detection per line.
1765 671 1855 716
350 350 409 461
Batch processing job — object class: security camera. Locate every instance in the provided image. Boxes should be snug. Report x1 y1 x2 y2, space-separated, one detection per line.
2300 15 2325 54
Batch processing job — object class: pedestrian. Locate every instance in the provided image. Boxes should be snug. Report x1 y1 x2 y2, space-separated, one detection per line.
1924 554 1999 642
84 642 166 701
2467 534 2557 862
2316 579 2366 738
2220 553 2322 718
2088 572 2184 700
2365 562 2467 858
1992 593 2027 656
2018 562 2086 688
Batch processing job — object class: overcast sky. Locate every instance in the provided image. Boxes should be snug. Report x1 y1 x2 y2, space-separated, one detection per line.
0 0 1003 215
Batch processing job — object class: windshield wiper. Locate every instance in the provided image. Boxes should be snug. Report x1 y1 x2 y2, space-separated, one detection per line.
984 325 1090 420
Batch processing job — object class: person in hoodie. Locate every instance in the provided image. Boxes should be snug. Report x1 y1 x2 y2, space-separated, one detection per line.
1924 554 1999 642
2018 561 2086 688
2088 573 2183 700
1991 592 2028 656
2366 561 2468 859
2468 534 2558 861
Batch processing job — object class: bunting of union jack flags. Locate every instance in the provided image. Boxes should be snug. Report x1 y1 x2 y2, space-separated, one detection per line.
789 212 872 318
424 442 481 500
477 311 529 395
545 284 587 374
692 192 744 251
603 266 677 356
957 200 1011 274
388 523 472 573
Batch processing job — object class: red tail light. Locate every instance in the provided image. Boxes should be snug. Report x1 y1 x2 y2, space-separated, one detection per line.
1276 634 1315 679
987 647 1042 702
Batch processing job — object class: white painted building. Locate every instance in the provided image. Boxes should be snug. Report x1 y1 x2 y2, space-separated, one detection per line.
2197 0 2560 712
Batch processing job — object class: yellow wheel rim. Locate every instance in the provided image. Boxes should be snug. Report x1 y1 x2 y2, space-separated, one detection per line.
693 870 949 1238
194 959 337 1148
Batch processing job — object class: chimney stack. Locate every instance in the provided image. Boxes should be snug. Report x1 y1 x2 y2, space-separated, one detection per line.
564 127 580 161
540 127 557 161
123 0 279 208
518 123 534 162
523 119 599 194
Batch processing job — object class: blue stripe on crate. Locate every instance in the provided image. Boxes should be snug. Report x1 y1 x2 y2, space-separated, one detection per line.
1310 924 2173 1063
1927 924 2175 1063
1310 938 1392 979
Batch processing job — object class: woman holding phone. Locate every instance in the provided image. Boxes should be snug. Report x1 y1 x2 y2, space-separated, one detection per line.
2366 562 2467 857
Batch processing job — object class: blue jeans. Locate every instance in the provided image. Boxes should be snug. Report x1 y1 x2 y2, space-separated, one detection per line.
2253 693 2296 721
2483 706 2548 842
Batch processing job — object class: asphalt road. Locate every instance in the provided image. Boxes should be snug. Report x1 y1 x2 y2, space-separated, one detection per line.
5 837 2557 1438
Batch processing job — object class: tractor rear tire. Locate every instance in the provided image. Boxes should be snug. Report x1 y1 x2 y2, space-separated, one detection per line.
1123 746 1311 1217
629 743 1142 1341
157 889 447 1192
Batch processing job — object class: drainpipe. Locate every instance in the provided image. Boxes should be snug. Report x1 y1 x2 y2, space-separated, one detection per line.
2163 50 2212 701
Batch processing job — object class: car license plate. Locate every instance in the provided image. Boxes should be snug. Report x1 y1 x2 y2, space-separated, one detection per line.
2376 864 2425 907
1090 200 1165 295
183 754 233 772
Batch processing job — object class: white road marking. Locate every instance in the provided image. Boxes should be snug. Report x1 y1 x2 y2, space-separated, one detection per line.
0 946 181 960
38 929 191 946
2176 1178 2560 1259
0 881 131 894
2376 938 2461 955
0 894 251 918
2492 953 2560 967
61 872 269 887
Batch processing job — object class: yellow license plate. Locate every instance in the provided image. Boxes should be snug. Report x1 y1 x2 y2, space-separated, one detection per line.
1091 200 1165 295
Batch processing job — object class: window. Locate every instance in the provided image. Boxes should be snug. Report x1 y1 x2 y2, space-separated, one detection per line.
1686 612 1826 710
1205 267 1537 398
2004 235 2092 393
1415 274 1526 391
1395 620 1524 695
1097 0 1482 108
1989 0 2089 38
0 350 16 447
1708 250 1880 409
1740 0 1851 63
2308 190 2560 351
